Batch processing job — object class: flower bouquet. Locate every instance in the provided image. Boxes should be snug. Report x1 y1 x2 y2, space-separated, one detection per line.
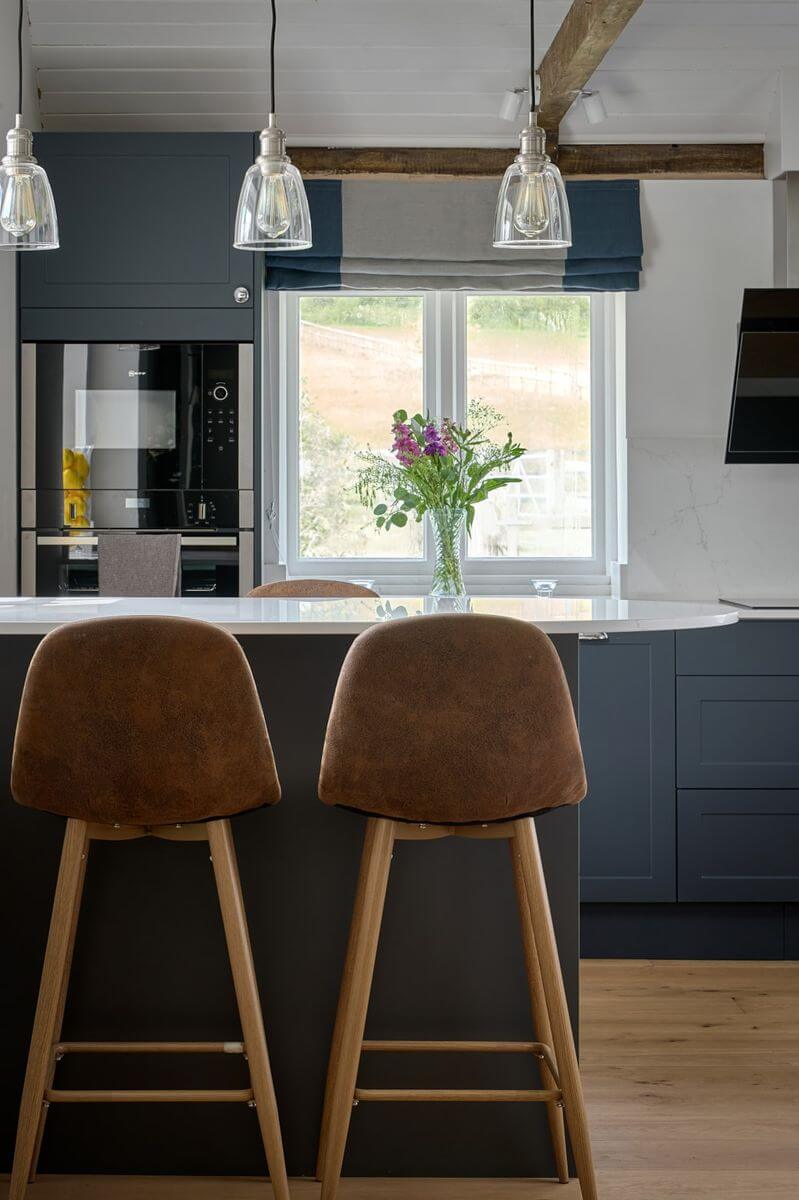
356 401 524 596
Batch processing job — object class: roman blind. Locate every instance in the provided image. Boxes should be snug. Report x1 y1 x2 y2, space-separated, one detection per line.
265 178 642 292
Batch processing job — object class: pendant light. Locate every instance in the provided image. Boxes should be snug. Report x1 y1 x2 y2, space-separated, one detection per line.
493 0 571 249
234 0 311 251
0 0 58 251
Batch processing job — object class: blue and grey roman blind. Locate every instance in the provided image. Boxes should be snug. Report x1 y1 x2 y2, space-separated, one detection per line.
265 178 642 293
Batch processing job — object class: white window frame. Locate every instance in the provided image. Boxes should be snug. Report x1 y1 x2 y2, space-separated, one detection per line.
265 289 624 596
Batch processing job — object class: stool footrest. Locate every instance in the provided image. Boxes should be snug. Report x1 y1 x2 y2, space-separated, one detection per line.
54 1041 245 1055
362 1039 545 1053
354 1087 562 1103
44 1088 254 1104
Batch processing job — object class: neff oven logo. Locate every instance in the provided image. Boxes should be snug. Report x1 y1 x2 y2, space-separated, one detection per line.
128 369 146 377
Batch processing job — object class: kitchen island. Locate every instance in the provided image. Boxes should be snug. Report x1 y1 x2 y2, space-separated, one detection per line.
0 596 735 1181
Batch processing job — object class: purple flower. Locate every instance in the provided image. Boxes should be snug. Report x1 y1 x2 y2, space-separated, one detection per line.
392 421 421 467
423 422 449 457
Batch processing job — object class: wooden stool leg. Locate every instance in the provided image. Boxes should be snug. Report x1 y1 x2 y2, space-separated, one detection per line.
27 825 89 1184
319 818 395 1200
316 815 382 1179
208 819 290 1200
513 817 598 1200
510 840 570 1184
9 819 89 1200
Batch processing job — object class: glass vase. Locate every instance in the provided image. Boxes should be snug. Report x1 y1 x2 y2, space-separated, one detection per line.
429 506 467 597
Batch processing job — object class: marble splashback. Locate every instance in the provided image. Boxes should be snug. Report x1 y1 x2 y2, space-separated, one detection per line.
622 436 799 600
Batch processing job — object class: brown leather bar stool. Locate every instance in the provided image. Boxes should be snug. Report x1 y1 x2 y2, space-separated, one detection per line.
316 613 598 1200
9 616 289 1200
248 579 377 598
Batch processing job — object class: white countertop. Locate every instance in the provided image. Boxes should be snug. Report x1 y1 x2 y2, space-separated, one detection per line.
0 595 738 635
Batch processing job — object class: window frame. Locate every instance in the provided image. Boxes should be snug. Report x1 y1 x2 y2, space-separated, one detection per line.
267 288 623 596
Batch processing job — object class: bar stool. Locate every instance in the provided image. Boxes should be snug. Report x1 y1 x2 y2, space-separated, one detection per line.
248 580 377 598
9 616 289 1200
316 613 597 1200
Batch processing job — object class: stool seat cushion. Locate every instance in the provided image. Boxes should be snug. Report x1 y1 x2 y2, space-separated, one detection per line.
248 579 377 599
12 616 281 826
319 613 586 825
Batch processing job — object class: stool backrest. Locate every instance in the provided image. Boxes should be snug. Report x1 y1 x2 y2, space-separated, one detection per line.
12 616 280 826
98 533 181 597
319 613 586 825
248 579 377 599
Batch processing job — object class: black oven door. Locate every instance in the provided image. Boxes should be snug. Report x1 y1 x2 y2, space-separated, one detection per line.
22 532 252 598
27 343 202 493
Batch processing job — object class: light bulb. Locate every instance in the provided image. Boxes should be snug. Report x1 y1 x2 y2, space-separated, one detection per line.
255 169 291 239
0 167 37 237
513 170 550 238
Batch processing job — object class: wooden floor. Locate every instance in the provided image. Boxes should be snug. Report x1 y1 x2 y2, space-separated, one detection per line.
4 959 798 1200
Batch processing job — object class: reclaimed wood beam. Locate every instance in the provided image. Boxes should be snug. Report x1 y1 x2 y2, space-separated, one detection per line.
290 144 765 181
537 0 646 137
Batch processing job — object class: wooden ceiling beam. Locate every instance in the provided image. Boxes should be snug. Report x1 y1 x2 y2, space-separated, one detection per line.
290 144 765 181
537 0 646 137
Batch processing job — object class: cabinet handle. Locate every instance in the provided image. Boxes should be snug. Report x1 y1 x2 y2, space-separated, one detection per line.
578 632 609 641
233 286 250 304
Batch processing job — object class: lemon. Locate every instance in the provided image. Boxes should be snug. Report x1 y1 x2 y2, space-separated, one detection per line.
62 448 75 469
62 469 82 489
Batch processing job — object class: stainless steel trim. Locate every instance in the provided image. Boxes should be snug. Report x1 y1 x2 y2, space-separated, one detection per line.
239 489 254 529
20 531 36 595
239 530 254 595
37 536 99 546
181 536 238 547
20 344 36 489
20 491 36 528
36 535 239 548
238 344 254 491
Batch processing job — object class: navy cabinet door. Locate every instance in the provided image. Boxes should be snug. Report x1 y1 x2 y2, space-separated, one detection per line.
20 133 256 310
678 790 799 901
579 632 676 902
677 676 799 788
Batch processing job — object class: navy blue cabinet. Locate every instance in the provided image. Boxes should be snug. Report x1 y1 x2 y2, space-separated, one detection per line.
678 790 799 902
677 675 799 789
579 632 676 902
19 133 256 316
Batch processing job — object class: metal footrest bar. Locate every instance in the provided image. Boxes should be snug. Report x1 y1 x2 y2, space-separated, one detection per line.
354 1087 562 1103
44 1088 254 1104
53 1041 245 1055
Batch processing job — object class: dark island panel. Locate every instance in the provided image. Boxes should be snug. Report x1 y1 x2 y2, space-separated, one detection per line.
0 633 578 1178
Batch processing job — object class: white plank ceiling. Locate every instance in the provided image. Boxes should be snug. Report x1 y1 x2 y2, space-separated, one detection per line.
23 0 796 144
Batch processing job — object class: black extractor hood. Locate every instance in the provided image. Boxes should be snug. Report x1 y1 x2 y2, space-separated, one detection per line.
727 289 799 463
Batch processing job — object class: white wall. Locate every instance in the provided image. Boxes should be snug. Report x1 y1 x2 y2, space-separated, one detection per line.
620 179 799 601
0 10 39 594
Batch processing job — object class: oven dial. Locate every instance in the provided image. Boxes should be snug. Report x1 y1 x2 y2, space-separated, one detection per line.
212 384 229 401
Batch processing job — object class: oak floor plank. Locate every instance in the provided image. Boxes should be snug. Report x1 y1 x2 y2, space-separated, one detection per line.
2 959 797 1200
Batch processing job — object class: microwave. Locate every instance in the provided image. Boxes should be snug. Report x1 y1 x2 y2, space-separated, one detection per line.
21 342 253 495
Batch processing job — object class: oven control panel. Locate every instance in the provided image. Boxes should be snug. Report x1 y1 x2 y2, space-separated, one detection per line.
202 348 239 488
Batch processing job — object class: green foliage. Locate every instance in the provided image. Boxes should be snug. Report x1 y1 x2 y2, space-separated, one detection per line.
356 401 524 536
301 295 422 329
468 295 590 336
298 392 372 558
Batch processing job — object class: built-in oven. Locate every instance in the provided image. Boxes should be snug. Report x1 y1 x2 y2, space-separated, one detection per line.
21 342 253 495
21 530 254 598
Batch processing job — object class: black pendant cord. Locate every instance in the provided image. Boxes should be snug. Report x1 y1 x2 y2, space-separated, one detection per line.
529 0 535 117
18 0 24 115
270 0 277 115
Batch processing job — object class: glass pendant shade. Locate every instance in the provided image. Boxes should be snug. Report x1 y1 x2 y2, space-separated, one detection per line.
234 117 311 251
0 118 59 251
493 121 571 250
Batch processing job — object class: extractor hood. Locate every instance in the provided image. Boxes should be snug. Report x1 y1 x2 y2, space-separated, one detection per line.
727 288 799 463
727 174 799 464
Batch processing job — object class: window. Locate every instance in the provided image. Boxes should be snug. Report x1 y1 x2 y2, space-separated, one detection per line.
274 290 622 594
